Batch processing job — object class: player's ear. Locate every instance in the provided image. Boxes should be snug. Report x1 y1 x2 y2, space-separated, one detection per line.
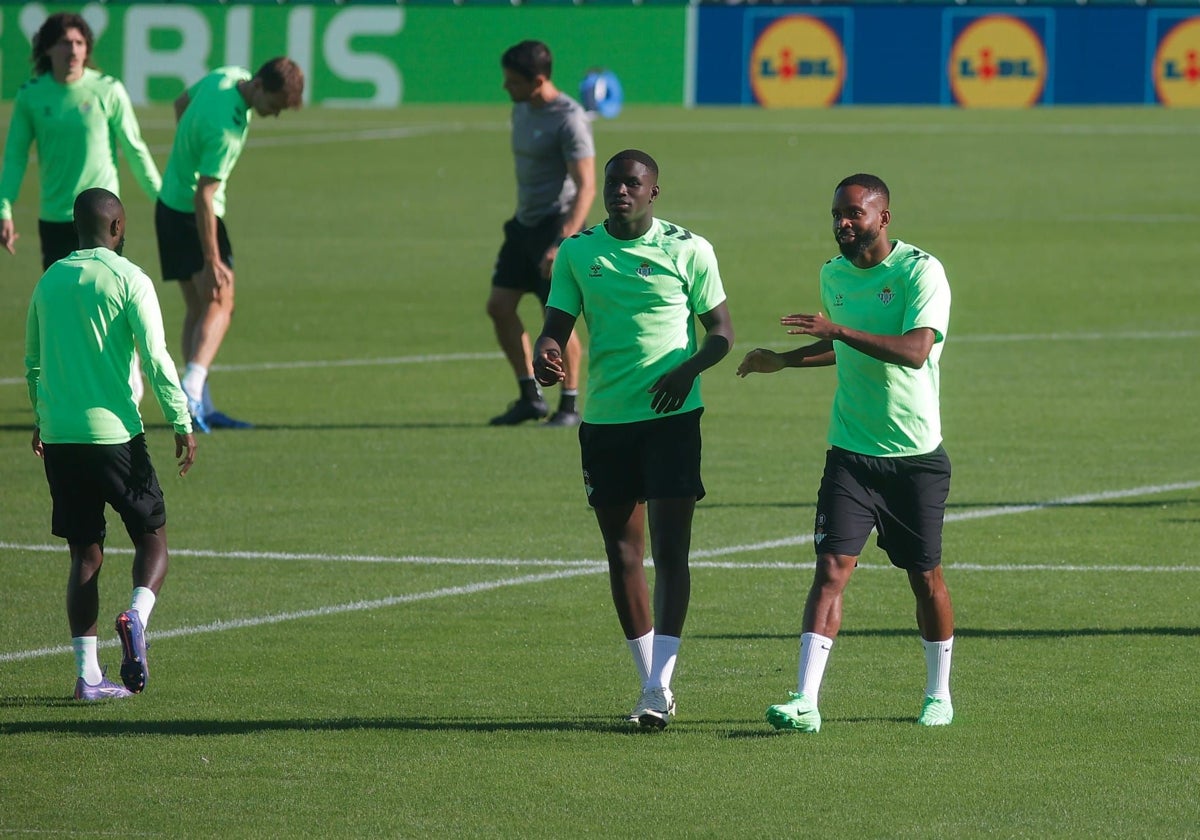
880 208 890 227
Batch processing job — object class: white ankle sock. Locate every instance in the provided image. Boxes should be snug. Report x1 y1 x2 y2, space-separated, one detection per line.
181 363 207 402
798 632 834 700
649 634 680 690
73 636 102 684
627 630 654 689
130 586 156 626
922 636 954 701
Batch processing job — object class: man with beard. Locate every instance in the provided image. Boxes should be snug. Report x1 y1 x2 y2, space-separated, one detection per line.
26 187 196 700
736 174 955 732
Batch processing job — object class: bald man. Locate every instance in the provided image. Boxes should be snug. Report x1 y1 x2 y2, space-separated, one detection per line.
25 187 196 701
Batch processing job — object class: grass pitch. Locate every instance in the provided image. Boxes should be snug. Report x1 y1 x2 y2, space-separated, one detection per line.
1 104 1197 837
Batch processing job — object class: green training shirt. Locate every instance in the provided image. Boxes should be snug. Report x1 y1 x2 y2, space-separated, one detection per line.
0 69 161 222
158 67 252 217
26 248 192 444
820 239 950 457
548 217 728 424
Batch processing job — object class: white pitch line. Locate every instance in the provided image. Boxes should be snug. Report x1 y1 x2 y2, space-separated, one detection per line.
2 480 1196 572
4 330 1196 387
0 567 600 664
0 482 1195 663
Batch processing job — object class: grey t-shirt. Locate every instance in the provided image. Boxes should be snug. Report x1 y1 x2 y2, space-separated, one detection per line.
511 93 594 226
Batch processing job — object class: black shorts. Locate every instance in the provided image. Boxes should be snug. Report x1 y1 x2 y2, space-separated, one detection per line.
42 434 167 545
491 214 564 305
38 219 77 270
813 445 951 571
154 199 234 281
579 408 705 507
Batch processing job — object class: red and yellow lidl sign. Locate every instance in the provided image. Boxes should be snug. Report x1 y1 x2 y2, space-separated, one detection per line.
750 15 845 108
1154 18 1200 107
949 15 1046 108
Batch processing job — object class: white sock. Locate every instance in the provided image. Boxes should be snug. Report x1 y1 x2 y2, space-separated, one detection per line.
798 632 834 700
922 636 954 701
627 630 654 689
72 636 103 684
181 363 207 403
130 352 145 405
130 586 157 626
649 634 680 690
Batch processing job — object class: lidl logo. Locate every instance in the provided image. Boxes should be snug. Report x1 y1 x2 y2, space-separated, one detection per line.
750 16 845 108
1154 18 1200 107
948 15 1046 108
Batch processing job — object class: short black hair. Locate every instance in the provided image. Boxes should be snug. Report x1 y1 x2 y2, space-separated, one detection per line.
501 40 552 82
606 149 659 177
836 173 890 204
73 187 123 241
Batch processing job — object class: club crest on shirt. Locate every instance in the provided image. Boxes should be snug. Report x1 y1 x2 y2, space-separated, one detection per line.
878 286 894 306
833 293 845 308
589 264 602 278
80 101 93 113
636 263 652 278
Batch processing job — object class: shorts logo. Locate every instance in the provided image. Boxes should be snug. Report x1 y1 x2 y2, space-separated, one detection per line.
814 512 826 544
637 263 652 278
590 264 602 277
583 469 595 497
878 286 894 306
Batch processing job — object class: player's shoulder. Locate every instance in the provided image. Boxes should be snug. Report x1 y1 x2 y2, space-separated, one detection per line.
561 222 605 254
891 240 946 277
653 218 712 254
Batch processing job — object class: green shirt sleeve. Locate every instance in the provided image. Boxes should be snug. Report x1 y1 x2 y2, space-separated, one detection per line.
108 78 161 201
125 267 191 434
0 89 34 220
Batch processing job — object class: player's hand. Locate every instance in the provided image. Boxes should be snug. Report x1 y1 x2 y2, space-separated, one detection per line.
533 346 565 387
0 219 18 255
31 427 44 458
199 260 235 302
175 433 196 476
781 311 837 340
736 348 785 377
648 367 694 414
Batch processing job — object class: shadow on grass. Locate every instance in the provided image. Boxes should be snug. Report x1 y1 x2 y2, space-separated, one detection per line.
0 422 504 433
695 626 1200 641
0 714 772 737
702 498 1196 512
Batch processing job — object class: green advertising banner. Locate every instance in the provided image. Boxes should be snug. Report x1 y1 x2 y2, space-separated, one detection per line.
1 2 687 105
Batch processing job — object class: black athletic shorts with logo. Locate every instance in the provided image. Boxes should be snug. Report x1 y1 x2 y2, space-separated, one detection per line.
42 434 167 544
154 199 234 281
578 408 705 507
38 220 78 270
491 213 565 305
813 445 951 572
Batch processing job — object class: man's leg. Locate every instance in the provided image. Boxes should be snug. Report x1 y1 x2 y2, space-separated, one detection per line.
486 286 547 424
909 565 955 725
768 552 857 732
67 543 130 699
178 276 235 431
115 527 168 695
